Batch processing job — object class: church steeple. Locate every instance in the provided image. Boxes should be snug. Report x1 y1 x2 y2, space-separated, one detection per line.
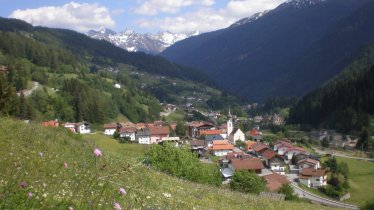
227 107 233 137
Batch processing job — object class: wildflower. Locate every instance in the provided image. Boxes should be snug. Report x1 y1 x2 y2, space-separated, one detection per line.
93 149 102 157
119 188 126 195
39 152 43 157
113 202 121 210
64 162 68 168
28 192 33 198
68 207 74 210
19 181 28 189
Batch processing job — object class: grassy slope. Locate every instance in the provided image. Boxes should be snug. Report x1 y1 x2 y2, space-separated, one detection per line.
334 157 374 205
0 119 335 209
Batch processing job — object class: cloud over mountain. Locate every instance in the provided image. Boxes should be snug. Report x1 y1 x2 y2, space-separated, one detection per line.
9 2 115 32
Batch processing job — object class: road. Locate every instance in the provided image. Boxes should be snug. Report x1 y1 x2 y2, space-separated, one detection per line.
314 147 374 162
291 183 358 209
17 81 40 97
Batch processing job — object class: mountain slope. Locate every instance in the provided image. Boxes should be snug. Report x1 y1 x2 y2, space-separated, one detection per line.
0 118 334 209
288 45 374 132
87 28 198 54
161 0 374 101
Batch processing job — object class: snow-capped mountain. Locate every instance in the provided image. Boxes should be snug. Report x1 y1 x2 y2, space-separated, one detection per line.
86 29 199 54
230 11 269 28
282 0 327 8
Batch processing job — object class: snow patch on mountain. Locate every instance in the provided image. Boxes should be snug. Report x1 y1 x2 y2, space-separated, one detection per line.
86 29 199 54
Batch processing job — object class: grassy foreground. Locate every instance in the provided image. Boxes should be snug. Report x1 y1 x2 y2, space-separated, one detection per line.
0 118 335 209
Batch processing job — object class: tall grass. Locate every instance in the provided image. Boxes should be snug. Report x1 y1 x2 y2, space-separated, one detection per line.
0 118 335 209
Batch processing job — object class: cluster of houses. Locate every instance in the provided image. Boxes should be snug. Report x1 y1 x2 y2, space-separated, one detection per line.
103 121 179 145
42 120 91 134
213 138 327 189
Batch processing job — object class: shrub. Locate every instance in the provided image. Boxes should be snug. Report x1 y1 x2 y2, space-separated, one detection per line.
230 170 266 194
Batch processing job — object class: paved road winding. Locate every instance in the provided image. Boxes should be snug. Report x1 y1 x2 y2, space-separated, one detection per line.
291 183 358 209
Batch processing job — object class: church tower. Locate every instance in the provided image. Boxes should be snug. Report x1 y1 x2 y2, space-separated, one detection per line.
227 108 233 137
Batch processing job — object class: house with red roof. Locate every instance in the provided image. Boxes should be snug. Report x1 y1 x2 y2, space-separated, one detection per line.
248 129 263 141
259 149 286 175
285 146 306 160
187 121 215 138
210 140 234 156
252 142 270 156
246 140 256 151
299 168 327 188
274 139 294 155
229 158 264 174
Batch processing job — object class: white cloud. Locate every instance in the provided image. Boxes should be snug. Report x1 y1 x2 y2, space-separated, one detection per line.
9 2 115 32
137 0 285 33
135 0 215 15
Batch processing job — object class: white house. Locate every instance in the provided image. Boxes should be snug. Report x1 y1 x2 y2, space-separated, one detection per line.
103 123 117 135
228 128 245 144
76 122 91 134
299 168 327 188
137 128 151 144
119 127 137 141
210 140 234 156
297 158 320 170
285 147 306 160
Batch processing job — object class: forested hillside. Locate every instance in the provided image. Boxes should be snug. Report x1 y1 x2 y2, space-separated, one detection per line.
288 46 374 134
161 0 374 101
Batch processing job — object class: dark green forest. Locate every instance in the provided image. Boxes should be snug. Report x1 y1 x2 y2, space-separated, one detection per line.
0 18 166 124
288 46 374 135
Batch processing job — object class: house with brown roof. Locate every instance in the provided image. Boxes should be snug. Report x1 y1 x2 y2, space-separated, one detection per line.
137 128 151 144
148 126 170 144
246 140 256 151
253 142 270 156
248 129 263 141
119 126 137 141
210 140 234 156
263 173 290 192
274 139 294 155
299 168 327 188
187 121 215 138
297 158 320 170
230 158 264 174
260 149 286 175
103 123 118 135
285 146 306 160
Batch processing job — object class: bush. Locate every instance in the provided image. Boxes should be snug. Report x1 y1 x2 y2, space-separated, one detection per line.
118 136 131 143
278 184 299 201
230 170 266 194
145 143 221 186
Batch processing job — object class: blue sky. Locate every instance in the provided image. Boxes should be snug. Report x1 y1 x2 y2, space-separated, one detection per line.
0 0 286 34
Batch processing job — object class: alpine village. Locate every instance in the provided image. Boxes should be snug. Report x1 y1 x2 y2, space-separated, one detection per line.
1 0 374 210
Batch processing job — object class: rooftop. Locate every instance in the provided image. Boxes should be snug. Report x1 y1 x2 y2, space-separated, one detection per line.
230 158 264 170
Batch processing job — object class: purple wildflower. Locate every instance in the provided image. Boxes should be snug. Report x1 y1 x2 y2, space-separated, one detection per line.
19 181 28 189
113 202 121 210
119 188 126 195
28 192 33 198
93 148 102 157
68 207 74 210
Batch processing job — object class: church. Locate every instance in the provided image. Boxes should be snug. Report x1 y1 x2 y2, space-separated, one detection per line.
226 109 245 144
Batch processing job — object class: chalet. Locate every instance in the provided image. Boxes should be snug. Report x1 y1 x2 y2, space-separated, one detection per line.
42 120 59 128
103 123 118 135
260 149 286 175
285 147 306 160
190 140 205 155
137 128 151 144
205 134 224 146
187 121 215 138
274 139 294 155
161 137 181 146
63 122 77 133
252 142 270 156
228 128 245 144
119 127 137 141
210 140 234 156
148 126 170 144
297 158 320 170
200 129 226 138
299 168 327 188
263 173 290 192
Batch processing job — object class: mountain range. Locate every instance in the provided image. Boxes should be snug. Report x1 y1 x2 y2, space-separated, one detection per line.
87 28 199 54
161 0 374 102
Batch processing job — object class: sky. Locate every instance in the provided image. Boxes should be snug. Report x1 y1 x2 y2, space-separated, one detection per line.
0 0 286 34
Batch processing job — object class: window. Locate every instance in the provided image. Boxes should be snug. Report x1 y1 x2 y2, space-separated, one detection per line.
316 178 320 181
